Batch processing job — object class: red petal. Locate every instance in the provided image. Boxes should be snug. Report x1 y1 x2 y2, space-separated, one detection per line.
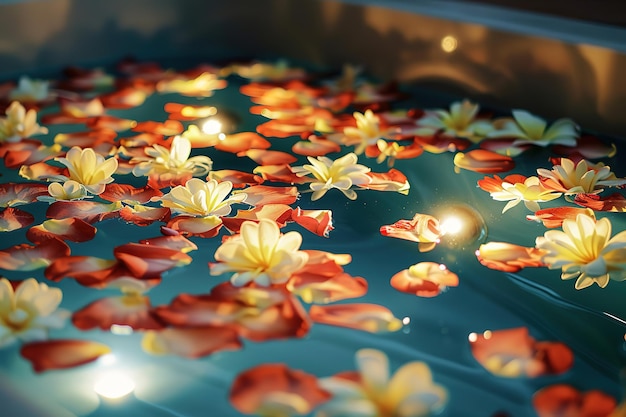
221 205 293 233
132 120 184 136
17 162 65 181
553 135 617 160
166 216 223 237
4 144 63 169
208 169 264 188
113 243 192 278
290 207 334 237
574 193 626 212
241 185 299 206
454 149 515 173
0 207 34 232
215 132 272 154
46 201 121 223
253 164 310 184
527 207 595 228
242 149 298 166
142 327 241 358
139 233 198 253
309 304 402 333
21 339 111 373
477 175 527 193
0 239 71 271
533 385 616 417
73 295 163 331
164 102 217 121
100 184 163 204
476 242 546 272
26 218 97 243
230 364 331 414
44 256 118 283
0 182 50 206
363 169 410 194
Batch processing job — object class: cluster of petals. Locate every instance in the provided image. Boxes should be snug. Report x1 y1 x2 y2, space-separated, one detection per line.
415 99 494 142
478 174 562 213
538 157 626 195
50 146 118 196
535 214 626 289
0 101 48 142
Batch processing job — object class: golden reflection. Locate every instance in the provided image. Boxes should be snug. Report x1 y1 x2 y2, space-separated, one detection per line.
441 35 458 53
436 204 487 249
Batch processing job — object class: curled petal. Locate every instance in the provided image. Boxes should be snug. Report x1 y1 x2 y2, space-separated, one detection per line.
380 213 441 252
309 304 402 333
533 385 616 417
54 129 117 148
140 232 198 253
4 144 63 169
552 135 617 160
100 183 162 204
292 137 342 157
142 327 241 358
86 115 136 131
454 150 515 173
362 169 410 195
574 193 626 212
167 216 223 237
0 207 34 232
0 239 71 271
477 175 527 193
476 242 546 272
221 205 293 233
21 339 111 373
0 182 50 207
289 272 368 304
119 205 171 226
253 164 311 184
72 294 163 331
215 132 272 153
390 262 459 297
290 207 334 237
230 364 331 415
26 218 97 243
113 243 192 278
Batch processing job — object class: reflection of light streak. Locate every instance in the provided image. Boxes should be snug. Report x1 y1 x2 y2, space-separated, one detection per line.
441 36 458 53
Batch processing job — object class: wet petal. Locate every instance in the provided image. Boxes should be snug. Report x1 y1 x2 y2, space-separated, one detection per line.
21 339 111 372
238 185 299 206
26 218 97 243
476 242 546 272
574 193 626 212
242 149 298 166
141 327 241 358
390 262 459 297
208 170 264 188
72 294 163 331
0 207 34 232
309 304 402 333
454 150 515 173
46 201 122 224
132 120 184 136
113 242 192 278
100 184 162 204
0 239 71 271
215 132 271 153
533 385 616 417
290 207 334 237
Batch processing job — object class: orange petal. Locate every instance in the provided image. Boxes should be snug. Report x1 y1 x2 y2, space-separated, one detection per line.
241 185 299 206
476 242 546 272
26 218 97 243
362 169 410 194
242 149 298 166
253 164 310 184
132 120 184 136
477 174 527 193
4 144 63 169
53 129 117 148
380 213 441 249
0 182 50 206
44 256 119 284
574 193 626 212
309 304 402 333
208 169 264 188
215 132 272 154
164 102 217 121
0 239 71 271
166 216 223 237
46 201 121 224
290 207 334 237
142 327 241 358
0 207 34 232
390 262 459 297
527 207 595 228
292 137 341 157
73 295 163 331
289 272 367 304
113 243 192 278
99 87 148 109
230 364 331 414
86 115 137 132
21 340 111 373
533 384 616 417
100 184 163 204
221 205 293 233
119 206 171 226
454 149 515 173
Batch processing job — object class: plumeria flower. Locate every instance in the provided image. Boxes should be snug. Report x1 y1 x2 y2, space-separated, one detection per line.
210 219 309 287
488 110 578 147
537 158 626 195
161 178 246 222
489 176 562 213
41 180 90 202
131 135 213 178
9 76 50 102
415 99 494 142
376 140 404 167
292 153 372 201
52 146 118 195
0 278 69 347
0 101 48 142
317 348 448 417
342 110 386 155
536 214 626 289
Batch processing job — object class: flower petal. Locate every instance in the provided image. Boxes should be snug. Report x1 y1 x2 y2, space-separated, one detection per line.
21 339 111 373
309 304 402 333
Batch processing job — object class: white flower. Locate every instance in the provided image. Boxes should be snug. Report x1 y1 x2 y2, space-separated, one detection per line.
0 101 48 142
53 146 118 195
489 176 562 213
488 110 578 146
317 349 448 417
41 180 90 202
210 219 309 287
536 214 626 289
292 153 372 201
131 135 213 178
9 77 50 102
415 99 494 142
0 278 69 347
161 178 246 217
537 158 626 195
343 110 385 155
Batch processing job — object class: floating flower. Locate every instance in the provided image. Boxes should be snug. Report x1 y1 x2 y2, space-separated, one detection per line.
485 175 562 213
131 135 213 183
415 99 494 142
8 76 50 102
53 146 118 195
390 262 459 297
43 180 90 202
0 278 69 347
317 348 448 417
538 158 626 195
341 110 386 155
380 213 442 252
292 153 371 201
453 149 515 174
210 219 309 287
488 110 578 147
476 242 546 272
0 101 48 142
20 339 111 373
535 214 626 289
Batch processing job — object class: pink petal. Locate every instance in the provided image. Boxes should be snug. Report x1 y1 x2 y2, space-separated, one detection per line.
215 132 272 154
46 201 121 224
241 149 298 166
0 239 71 271
527 207 595 228
242 185 299 206
476 242 546 272
73 295 163 331
230 364 331 414
309 304 402 333
208 170 264 188
142 327 241 358
100 184 163 204
454 150 515 173
132 120 183 136
113 242 192 278
290 207 334 237
26 218 97 243
21 340 111 373
0 182 50 206
415 132 471 153
0 207 34 232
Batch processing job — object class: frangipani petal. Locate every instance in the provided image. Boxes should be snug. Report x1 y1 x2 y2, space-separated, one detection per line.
390 262 458 297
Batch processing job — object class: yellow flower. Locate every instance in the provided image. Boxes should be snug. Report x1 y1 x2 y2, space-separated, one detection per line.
9 76 50 102
536 214 626 289
537 158 626 195
376 140 403 167
42 180 90 202
489 176 562 213
161 178 246 219
156 72 225 97
488 110 578 146
415 99 493 142
131 135 213 178
292 153 372 201
317 349 448 417
54 146 118 195
0 278 69 347
343 110 385 155
210 219 309 287
0 101 48 142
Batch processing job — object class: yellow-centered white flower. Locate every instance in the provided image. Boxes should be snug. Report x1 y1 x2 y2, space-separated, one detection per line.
343 110 385 155
537 158 626 195
0 101 48 142
0 278 69 347
489 176 562 213
131 135 213 178
292 153 371 201
54 146 118 195
536 214 626 289
488 110 578 146
43 180 90 202
161 178 246 218
415 100 494 142
317 348 448 417
210 219 309 287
